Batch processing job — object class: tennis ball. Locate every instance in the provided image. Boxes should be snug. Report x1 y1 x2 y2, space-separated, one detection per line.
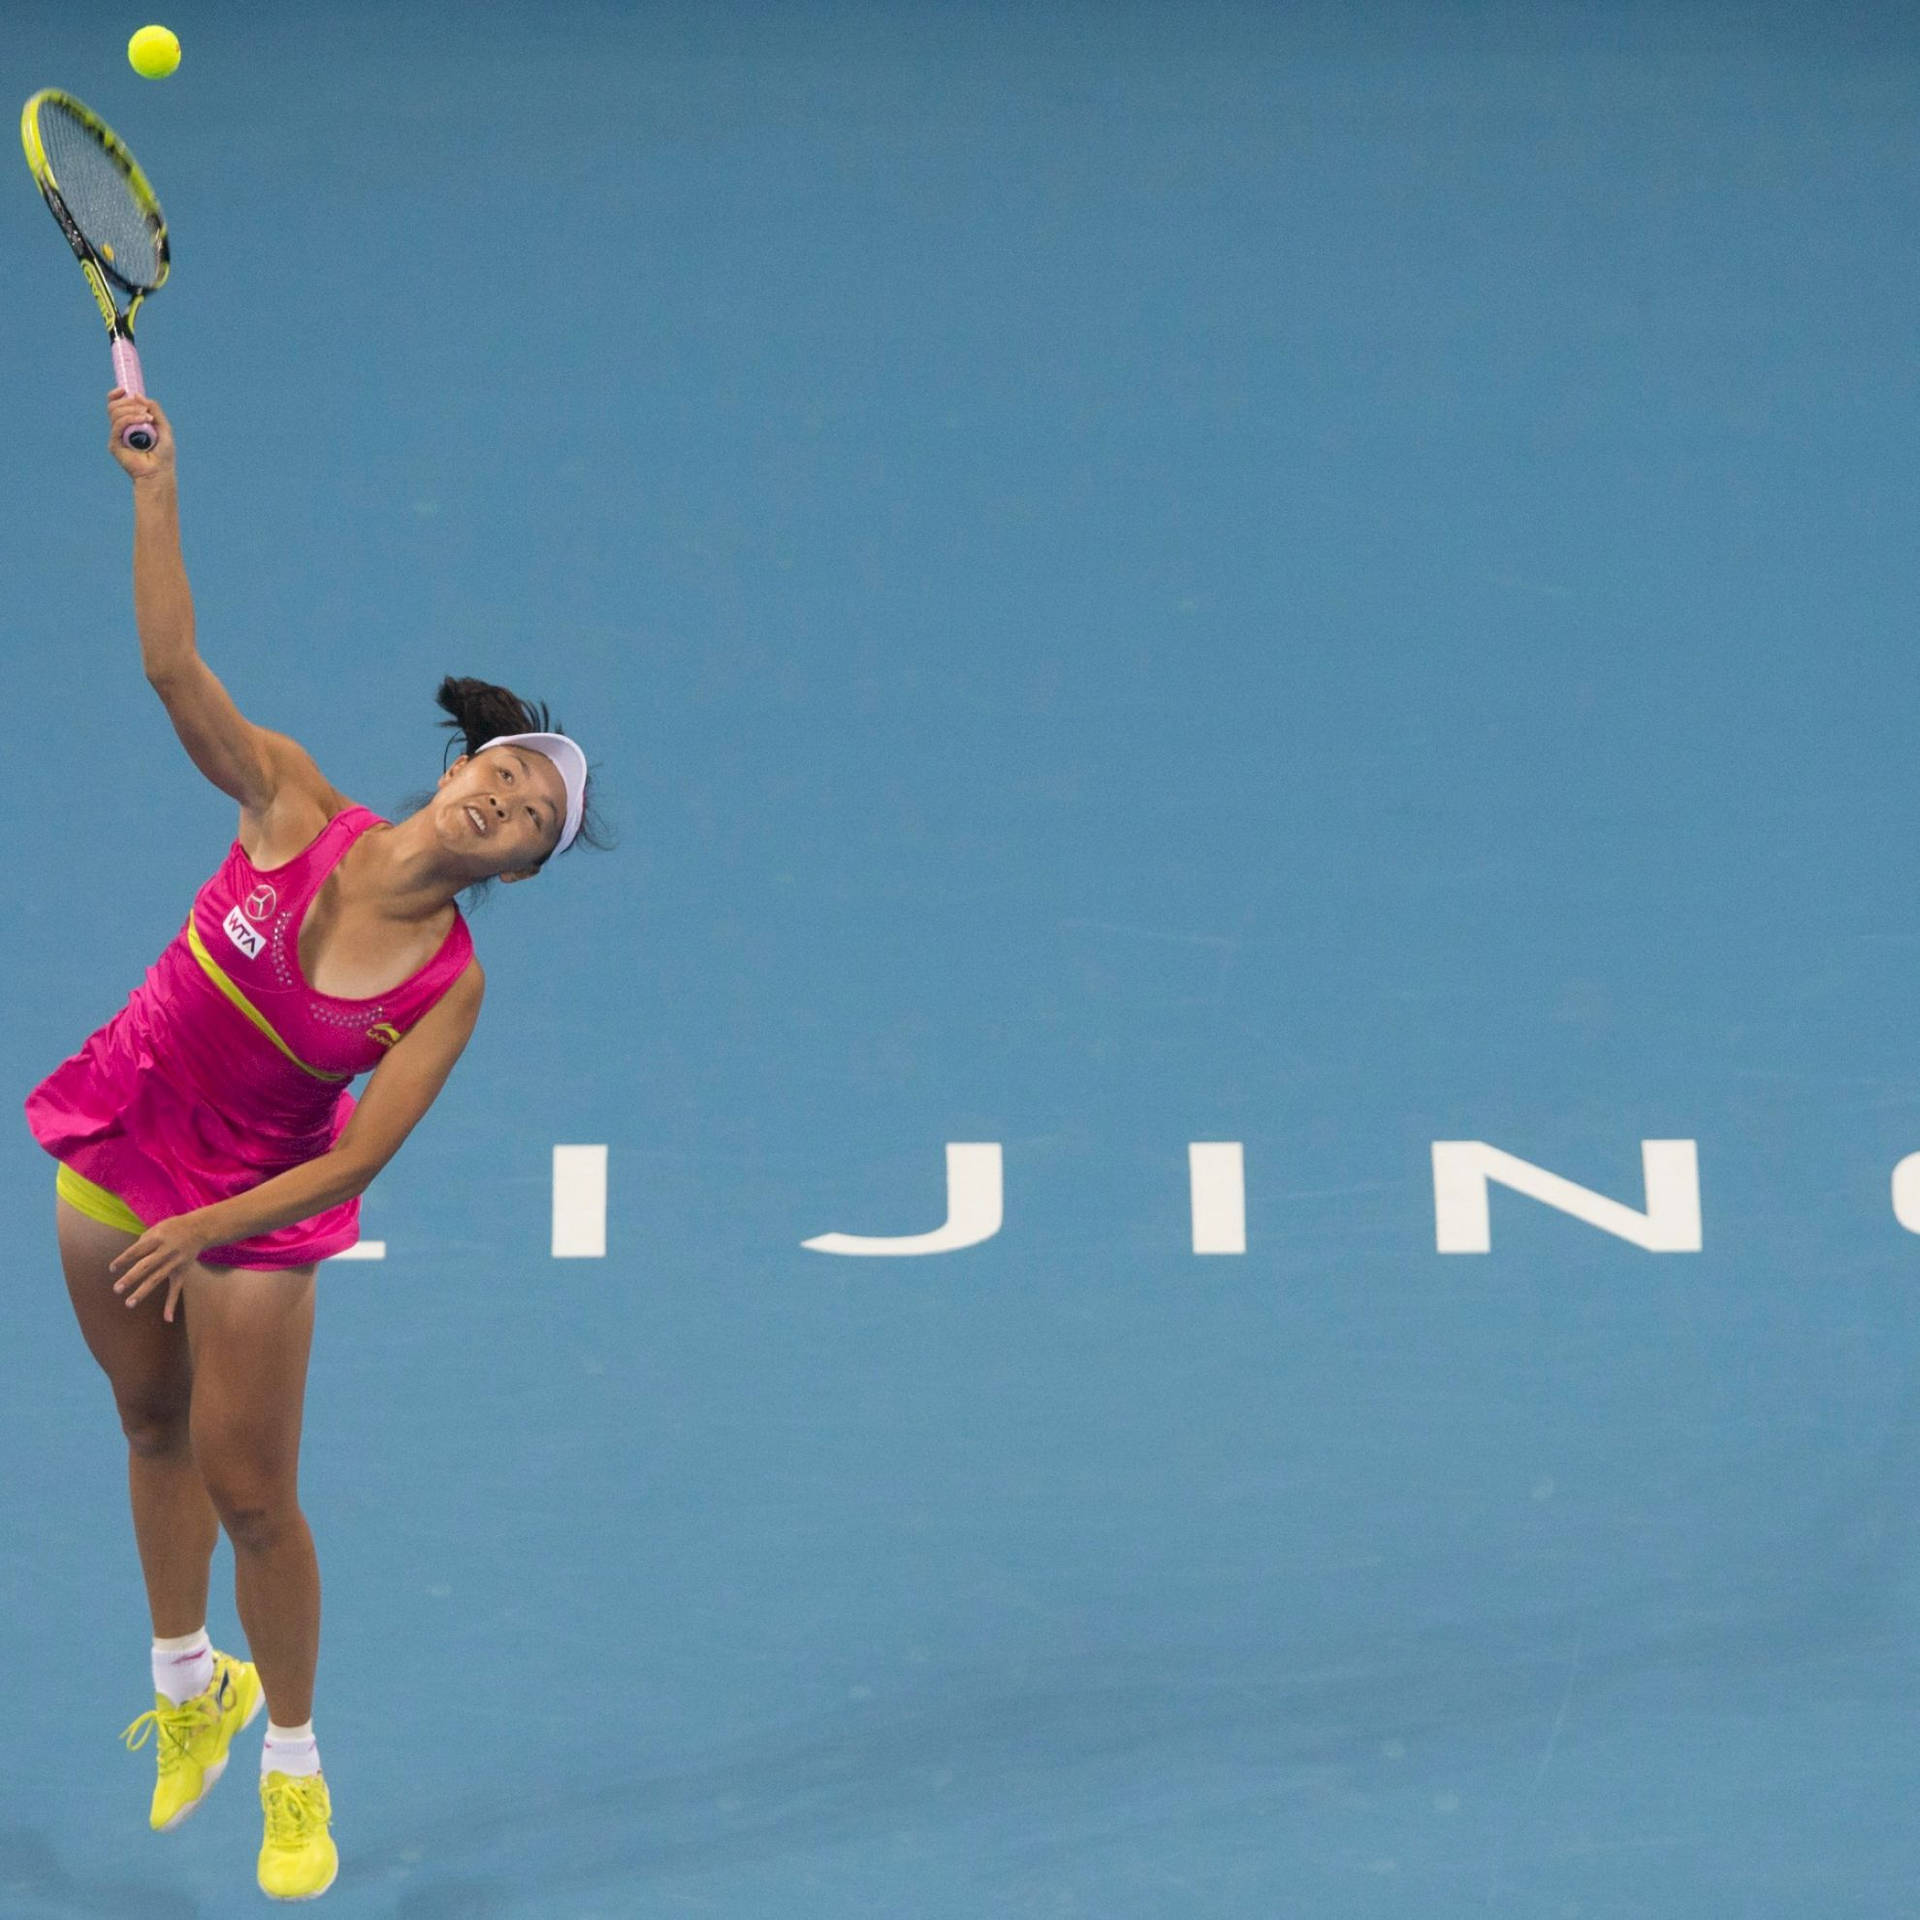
128 24 181 79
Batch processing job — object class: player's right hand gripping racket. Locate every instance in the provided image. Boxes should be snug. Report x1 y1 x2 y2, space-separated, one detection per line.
20 90 170 450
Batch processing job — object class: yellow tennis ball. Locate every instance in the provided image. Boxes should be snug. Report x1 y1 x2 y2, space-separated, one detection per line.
128 24 181 79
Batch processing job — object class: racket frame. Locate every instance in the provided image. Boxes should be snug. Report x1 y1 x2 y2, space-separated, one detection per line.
20 89 170 450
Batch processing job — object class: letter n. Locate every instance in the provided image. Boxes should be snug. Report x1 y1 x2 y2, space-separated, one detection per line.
1432 1140 1701 1253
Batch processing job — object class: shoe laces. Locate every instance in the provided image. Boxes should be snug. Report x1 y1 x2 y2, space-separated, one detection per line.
121 1693 217 1773
262 1773 328 1847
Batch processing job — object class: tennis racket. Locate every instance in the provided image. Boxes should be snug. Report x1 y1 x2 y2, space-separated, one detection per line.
20 90 169 451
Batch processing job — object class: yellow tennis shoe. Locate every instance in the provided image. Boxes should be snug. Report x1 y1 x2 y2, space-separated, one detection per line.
120 1650 264 1831
259 1770 338 1901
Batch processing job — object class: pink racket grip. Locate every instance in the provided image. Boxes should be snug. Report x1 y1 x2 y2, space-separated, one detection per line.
111 338 157 452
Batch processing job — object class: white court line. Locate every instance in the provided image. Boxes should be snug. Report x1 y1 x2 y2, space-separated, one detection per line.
1188 1143 1246 1255
553 1145 608 1258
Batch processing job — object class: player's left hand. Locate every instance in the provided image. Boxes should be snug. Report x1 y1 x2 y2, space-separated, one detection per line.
110 1212 213 1321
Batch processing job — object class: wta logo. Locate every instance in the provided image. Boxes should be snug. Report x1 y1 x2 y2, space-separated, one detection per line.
222 905 265 961
366 1022 403 1050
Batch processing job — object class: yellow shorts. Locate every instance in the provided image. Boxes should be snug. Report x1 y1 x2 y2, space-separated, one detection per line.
56 1163 146 1236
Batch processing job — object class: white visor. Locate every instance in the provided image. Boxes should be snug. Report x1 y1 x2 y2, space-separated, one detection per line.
476 732 588 855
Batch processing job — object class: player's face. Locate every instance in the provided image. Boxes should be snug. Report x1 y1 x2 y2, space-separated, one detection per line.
435 747 566 876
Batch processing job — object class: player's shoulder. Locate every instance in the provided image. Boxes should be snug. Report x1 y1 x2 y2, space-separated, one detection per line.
237 731 358 866
421 953 486 1042
447 954 486 1008
256 728 352 816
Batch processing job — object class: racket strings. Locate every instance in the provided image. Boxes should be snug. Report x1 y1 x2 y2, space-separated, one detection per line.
34 100 164 293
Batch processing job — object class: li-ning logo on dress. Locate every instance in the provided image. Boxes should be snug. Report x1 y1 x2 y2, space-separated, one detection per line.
367 1022 403 1050
243 884 277 923
222 905 265 961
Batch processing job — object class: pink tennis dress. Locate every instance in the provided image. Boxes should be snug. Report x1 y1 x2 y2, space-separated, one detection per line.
25 807 473 1269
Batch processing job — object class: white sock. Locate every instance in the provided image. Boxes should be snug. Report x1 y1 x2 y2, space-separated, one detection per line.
262 1720 322 1779
151 1629 214 1705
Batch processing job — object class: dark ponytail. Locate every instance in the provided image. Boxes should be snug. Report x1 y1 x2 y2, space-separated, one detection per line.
435 675 559 761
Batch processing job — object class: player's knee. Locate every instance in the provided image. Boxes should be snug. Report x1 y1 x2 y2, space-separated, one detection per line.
194 1436 297 1551
200 1470 298 1554
116 1389 191 1460
214 1497 293 1556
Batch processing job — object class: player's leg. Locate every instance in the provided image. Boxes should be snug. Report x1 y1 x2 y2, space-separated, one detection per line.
61 1192 262 1832
58 1195 217 1637
182 1258 337 1898
180 1260 320 1727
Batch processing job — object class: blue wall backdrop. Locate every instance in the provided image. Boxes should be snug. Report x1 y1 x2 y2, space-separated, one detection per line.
4 2 1919 1914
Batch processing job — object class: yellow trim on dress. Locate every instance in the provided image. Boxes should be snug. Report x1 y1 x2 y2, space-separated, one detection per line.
57 1163 146 1235
185 918 350 1084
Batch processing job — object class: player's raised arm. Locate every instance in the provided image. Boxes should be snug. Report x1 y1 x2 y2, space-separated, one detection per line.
109 390 339 837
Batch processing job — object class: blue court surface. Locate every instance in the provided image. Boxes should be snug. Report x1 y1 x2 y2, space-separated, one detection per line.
5 2 1920 1914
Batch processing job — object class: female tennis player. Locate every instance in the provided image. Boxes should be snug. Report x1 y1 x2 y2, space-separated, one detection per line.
27 389 600 1901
